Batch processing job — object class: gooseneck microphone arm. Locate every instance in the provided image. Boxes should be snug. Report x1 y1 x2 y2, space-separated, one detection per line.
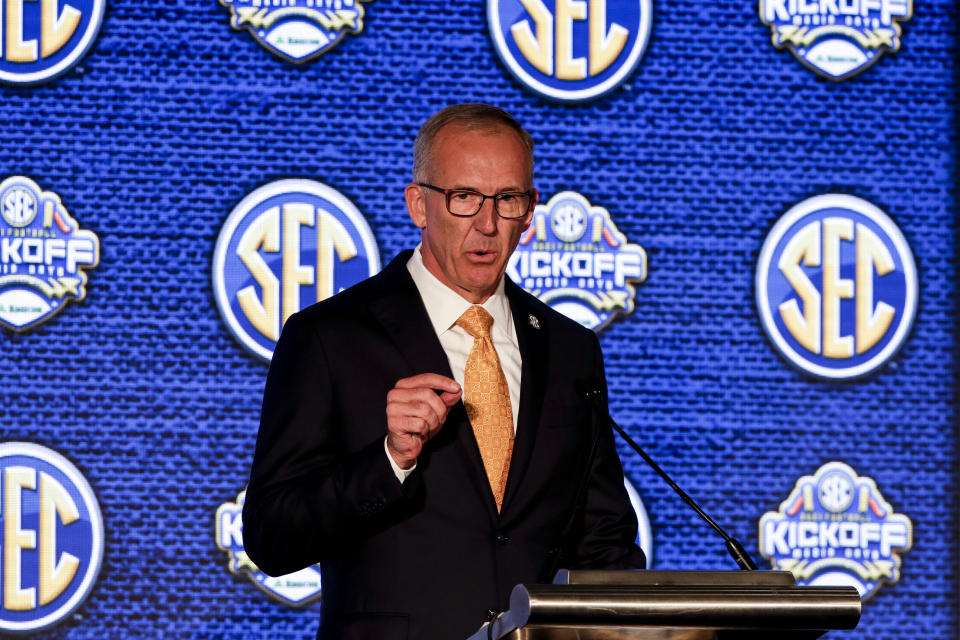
578 382 759 571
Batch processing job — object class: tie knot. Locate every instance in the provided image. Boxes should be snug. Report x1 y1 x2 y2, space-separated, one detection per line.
456 305 494 339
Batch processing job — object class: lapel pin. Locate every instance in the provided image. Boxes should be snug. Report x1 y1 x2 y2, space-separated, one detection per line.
528 314 540 330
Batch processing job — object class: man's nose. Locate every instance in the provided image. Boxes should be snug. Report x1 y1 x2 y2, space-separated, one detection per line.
473 197 498 234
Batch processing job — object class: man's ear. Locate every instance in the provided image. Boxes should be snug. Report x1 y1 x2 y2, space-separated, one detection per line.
519 188 539 231
405 183 427 228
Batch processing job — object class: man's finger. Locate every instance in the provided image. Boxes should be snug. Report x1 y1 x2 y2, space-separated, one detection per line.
439 388 463 407
388 391 449 427
401 415 431 436
394 373 460 394
386 405 432 432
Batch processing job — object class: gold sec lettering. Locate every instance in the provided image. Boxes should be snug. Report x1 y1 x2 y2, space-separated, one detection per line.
4 466 37 611
282 202 315 324
777 218 897 358
777 220 821 354
511 0 628 79
5 0 38 62
3 0 80 62
38 472 80 605
236 203 359 342
821 217 854 359
589 0 627 75
512 0 553 75
855 223 895 354
555 0 587 80
41 0 81 57
236 206 281 342
2 467 82 611
316 210 357 302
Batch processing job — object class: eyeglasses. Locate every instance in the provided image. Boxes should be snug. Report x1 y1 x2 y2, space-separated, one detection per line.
418 183 533 219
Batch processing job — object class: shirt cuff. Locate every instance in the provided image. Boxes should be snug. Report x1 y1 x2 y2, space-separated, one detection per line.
384 436 416 483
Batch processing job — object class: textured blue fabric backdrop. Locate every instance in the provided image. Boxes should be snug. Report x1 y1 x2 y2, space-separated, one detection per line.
0 0 956 638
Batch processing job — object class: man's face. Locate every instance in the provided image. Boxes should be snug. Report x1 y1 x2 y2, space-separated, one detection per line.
405 124 537 304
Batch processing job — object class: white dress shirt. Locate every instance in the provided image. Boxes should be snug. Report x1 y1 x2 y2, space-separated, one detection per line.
385 246 523 482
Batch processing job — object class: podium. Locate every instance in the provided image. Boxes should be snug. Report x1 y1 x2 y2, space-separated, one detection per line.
466 570 861 640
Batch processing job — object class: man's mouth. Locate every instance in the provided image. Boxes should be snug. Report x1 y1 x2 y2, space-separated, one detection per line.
467 249 497 262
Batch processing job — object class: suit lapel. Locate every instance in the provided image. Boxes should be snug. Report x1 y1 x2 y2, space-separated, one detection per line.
367 252 498 520
367 257 453 380
500 280 549 513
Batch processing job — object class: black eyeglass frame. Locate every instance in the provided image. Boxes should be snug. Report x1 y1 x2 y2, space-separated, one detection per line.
417 183 534 219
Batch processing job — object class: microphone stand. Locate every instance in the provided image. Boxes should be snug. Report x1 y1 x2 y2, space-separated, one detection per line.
580 386 758 571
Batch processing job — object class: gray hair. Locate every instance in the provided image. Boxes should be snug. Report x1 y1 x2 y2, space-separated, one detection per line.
412 103 534 186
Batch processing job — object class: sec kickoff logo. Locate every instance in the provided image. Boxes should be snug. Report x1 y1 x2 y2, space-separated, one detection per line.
488 0 652 102
507 191 646 331
219 0 373 63
756 194 916 379
0 0 105 85
0 442 105 632
0 176 99 331
213 179 380 361
759 461 912 599
216 491 323 606
759 0 911 80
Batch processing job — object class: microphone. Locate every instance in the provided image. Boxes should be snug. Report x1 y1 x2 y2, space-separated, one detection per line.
576 378 759 571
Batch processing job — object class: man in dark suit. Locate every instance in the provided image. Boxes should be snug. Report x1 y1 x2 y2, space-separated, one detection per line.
242 104 645 640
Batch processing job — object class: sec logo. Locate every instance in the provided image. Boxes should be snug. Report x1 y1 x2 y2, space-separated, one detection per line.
759 461 912 600
218 0 372 63
0 0 106 85
756 194 917 379
507 191 646 331
0 442 104 632
213 179 381 362
759 0 911 80
216 491 323 607
0 176 100 331
487 0 652 102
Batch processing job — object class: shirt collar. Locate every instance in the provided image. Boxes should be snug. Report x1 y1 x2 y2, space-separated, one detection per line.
406 244 514 339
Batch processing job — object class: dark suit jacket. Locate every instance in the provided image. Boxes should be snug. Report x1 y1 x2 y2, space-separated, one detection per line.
242 251 645 640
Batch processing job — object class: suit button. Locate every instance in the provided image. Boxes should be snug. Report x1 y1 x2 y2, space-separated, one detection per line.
495 533 509 545
358 500 380 517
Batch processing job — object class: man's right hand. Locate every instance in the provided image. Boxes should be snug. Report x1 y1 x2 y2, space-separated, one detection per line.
386 373 462 469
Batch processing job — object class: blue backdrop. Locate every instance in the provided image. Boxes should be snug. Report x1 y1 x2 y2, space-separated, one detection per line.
0 0 956 638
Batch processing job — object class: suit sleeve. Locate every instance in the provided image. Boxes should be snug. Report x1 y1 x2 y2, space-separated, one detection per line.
242 311 421 576
569 333 647 570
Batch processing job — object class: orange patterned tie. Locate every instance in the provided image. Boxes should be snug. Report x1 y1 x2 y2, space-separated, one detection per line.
456 305 514 511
